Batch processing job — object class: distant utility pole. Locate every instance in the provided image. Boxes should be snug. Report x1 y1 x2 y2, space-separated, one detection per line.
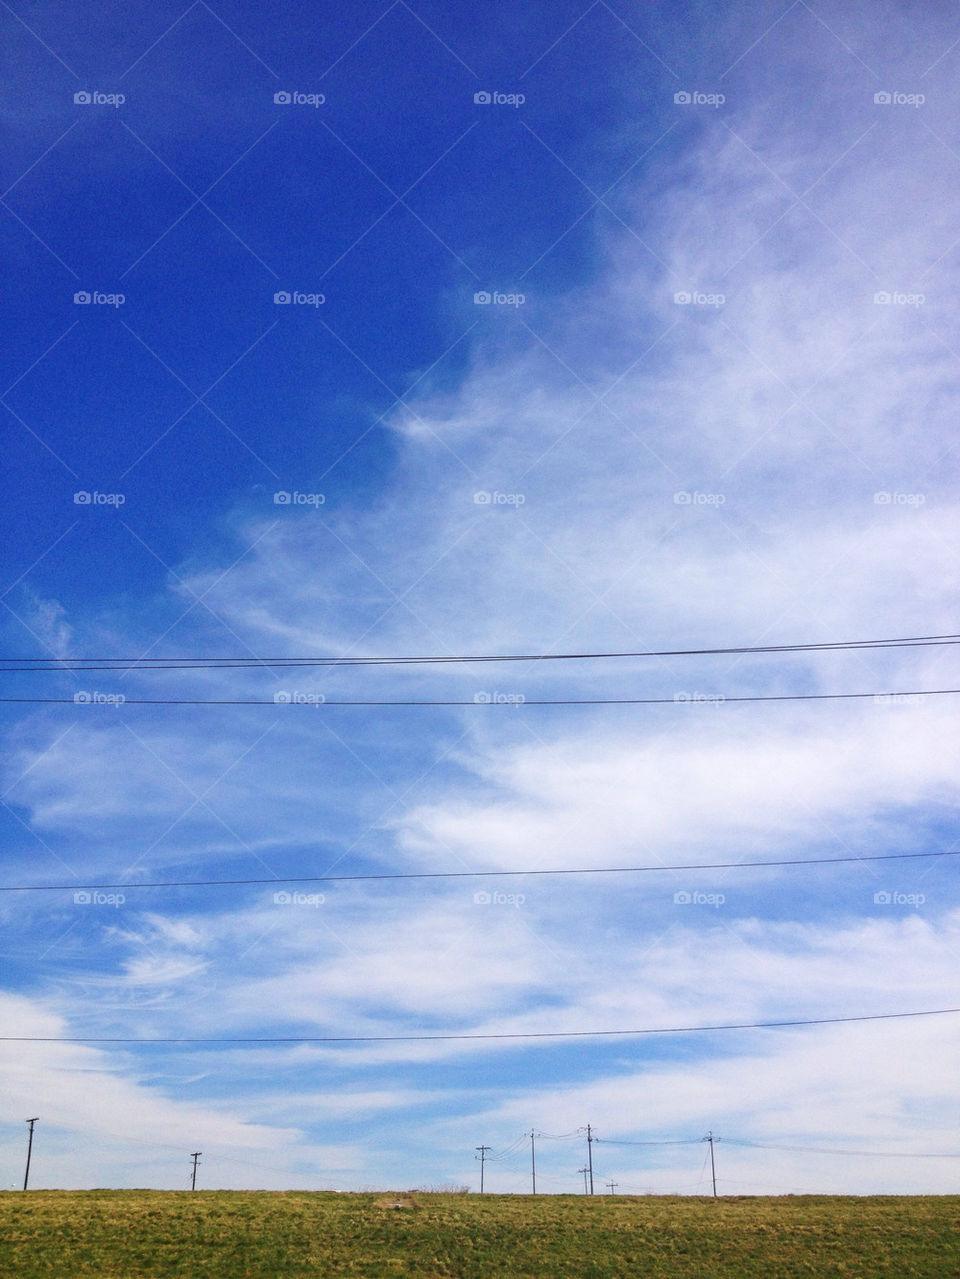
475 1145 491 1194
23 1118 39 1191
706 1132 717 1198
578 1166 589 1194
583 1124 595 1195
528 1131 537 1195
606 1181 618 1195
190 1151 202 1191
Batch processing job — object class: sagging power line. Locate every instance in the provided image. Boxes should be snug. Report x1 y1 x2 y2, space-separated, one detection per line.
3 629 958 671
4 685 960 708
3 1005 958 1045
3 845 957 895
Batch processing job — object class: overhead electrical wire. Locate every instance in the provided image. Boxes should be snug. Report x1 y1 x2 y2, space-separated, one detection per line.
62 1124 960 1177
1 685 959 707
3 846 957 895
487 1136 529 1161
596 1138 703 1147
3 1005 958 1044
66 1121 960 1167
720 1138 960 1159
1 631 958 672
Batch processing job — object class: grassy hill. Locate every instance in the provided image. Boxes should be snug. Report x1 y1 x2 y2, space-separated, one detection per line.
2 1190 958 1277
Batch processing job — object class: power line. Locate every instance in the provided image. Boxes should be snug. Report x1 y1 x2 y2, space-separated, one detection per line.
721 1138 960 1159
3 846 957 895
76 1125 330 1179
596 1138 703 1147
3 630 958 671
47 1122 960 1186
2 685 960 708
487 1135 528 1161
2 1005 958 1044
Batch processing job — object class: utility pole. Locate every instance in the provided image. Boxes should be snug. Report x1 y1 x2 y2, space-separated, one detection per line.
706 1132 717 1197
475 1145 490 1194
528 1130 537 1195
585 1124 595 1195
578 1166 589 1194
607 1181 618 1195
190 1151 202 1191
23 1118 38 1191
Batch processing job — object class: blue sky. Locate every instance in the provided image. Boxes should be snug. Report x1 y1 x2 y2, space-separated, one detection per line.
2 0 960 1193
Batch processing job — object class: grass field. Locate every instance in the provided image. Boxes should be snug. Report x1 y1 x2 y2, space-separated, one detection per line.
2 1190 958 1277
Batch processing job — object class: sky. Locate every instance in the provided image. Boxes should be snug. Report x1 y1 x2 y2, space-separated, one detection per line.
1 0 960 1195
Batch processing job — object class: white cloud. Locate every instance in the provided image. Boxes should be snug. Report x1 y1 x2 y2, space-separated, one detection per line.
398 695 960 868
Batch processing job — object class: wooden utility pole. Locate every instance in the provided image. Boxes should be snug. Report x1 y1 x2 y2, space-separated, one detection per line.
23 1118 38 1190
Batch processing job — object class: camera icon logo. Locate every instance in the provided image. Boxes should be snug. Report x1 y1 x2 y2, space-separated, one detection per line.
73 691 91 703
473 691 491 703
274 690 292 703
673 291 691 304
473 291 491 304
74 491 92 504
673 890 692 904
874 890 892 904
673 491 691 504
273 890 292 904
273 291 291 304
473 491 491 504
273 490 291 504
873 492 891 504
873 291 891 304
74 91 92 104
874 91 892 105
74 291 91 305
674 91 692 104
74 890 92 904
274 91 292 104
474 91 492 104
473 890 492 904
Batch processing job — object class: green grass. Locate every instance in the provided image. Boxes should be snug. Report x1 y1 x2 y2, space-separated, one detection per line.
2 1191 958 1277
